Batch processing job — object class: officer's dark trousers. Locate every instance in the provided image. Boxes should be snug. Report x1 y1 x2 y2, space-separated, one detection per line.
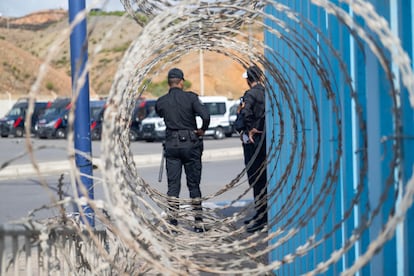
243 133 267 223
165 139 204 221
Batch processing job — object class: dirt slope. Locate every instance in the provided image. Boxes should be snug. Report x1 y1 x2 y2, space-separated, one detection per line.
0 39 72 99
0 10 262 101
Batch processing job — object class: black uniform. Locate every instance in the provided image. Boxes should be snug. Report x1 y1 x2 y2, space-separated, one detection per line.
155 87 210 223
240 83 267 225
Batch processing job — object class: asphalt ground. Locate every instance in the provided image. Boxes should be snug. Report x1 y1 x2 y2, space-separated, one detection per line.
0 145 273 273
0 146 243 180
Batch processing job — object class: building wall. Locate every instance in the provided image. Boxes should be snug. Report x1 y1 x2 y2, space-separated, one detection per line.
0 100 16 118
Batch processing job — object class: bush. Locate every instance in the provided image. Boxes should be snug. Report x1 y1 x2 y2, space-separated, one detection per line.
46 82 55 91
111 41 131 53
143 79 192 98
89 10 126 17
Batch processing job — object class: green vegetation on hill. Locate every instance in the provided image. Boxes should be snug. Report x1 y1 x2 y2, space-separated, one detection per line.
89 10 126 17
142 79 192 98
89 10 149 25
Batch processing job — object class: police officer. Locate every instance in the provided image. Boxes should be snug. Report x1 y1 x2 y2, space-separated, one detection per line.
239 65 268 233
155 68 210 233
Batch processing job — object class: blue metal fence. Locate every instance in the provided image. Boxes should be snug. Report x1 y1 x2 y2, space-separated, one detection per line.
265 1 414 275
398 1 414 275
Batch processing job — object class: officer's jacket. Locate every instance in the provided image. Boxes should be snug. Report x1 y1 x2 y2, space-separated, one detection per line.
241 83 265 132
155 87 210 132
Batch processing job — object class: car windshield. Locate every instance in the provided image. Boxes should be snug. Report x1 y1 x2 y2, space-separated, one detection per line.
93 106 105 121
42 101 70 118
146 109 159 118
230 104 238 116
6 106 24 117
90 106 103 119
40 107 68 122
42 108 61 118
133 100 156 121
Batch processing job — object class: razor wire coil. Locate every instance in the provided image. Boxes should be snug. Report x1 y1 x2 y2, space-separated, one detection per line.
2 0 414 275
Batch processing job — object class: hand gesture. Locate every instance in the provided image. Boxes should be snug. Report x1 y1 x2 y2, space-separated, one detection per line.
194 129 205 137
248 128 263 143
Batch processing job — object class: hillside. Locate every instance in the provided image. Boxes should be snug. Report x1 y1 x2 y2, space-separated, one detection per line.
0 39 72 99
0 10 262 101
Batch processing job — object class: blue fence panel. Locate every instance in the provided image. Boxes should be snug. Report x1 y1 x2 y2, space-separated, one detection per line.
265 0 413 275
364 2 396 275
349 7 371 276
397 1 414 275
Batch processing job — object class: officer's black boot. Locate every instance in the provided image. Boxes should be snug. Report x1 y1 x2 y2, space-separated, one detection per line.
194 218 205 233
244 213 258 224
192 201 205 233
168 198 179 227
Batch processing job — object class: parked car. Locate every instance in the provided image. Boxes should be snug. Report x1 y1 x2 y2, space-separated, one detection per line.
90 103 107 141
130 99 156 140
37 98 105 139
140 96 237 142
90 98 156 141
140 110 166 142
36 97 72 139
0 98 50 138
90 100 106 120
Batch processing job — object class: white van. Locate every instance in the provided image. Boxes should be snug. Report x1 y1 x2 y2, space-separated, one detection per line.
198 96 236 139
140 96 236 141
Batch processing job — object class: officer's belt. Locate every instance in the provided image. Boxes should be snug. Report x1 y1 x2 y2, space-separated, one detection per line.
166 129 194 135
166 129 196 142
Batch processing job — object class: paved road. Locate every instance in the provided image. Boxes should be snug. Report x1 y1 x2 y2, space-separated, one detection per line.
0 136 244 180
0 135 242 163
0 136 252 225
0 158 251 224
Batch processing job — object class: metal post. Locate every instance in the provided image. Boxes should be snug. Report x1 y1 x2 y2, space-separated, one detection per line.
199 22 205 96
68 0 94 227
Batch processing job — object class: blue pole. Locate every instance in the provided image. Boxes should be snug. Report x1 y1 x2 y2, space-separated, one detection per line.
68 0 94 227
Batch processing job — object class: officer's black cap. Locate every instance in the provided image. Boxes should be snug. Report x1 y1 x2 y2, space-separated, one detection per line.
168 68 185 80
242 65 263 82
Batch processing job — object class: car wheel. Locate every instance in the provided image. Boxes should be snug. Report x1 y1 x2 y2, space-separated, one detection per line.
56 128 66 139
14 127 24 137
129 129 138 141
214 127 225 139
1 133 8 138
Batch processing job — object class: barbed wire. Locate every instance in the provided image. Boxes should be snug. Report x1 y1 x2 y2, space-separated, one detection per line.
1 0 414 275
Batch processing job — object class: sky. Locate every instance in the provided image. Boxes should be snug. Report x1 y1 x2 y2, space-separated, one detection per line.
0 0 126 17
